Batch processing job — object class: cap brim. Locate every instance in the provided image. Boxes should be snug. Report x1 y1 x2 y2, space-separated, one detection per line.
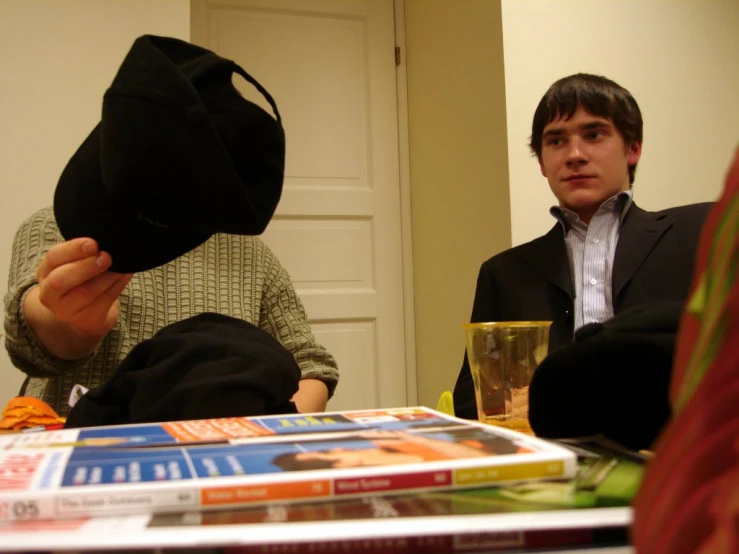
54 124 212 273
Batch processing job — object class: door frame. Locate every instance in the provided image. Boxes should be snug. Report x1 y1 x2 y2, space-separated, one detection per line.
393 0 418 407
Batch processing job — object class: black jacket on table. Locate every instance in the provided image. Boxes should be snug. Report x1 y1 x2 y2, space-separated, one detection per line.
453 201 713 420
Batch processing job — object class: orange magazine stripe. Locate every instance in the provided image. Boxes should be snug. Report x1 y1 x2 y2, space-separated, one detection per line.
163 418 272 442
201 480 332 506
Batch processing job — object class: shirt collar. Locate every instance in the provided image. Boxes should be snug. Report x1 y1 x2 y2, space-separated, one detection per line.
550 190 633 233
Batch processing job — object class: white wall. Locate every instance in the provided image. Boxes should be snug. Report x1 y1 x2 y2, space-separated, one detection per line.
503 0 739 246
0 0 189 408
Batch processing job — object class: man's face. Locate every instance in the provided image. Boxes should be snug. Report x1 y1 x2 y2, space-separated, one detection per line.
539 107 642 224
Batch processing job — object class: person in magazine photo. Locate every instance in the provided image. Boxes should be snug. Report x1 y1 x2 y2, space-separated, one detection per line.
271 427 535 471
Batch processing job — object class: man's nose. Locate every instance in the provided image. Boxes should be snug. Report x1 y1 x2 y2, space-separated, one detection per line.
566 138 587 164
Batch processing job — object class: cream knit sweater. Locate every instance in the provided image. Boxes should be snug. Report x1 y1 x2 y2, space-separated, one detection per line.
3 207 338 415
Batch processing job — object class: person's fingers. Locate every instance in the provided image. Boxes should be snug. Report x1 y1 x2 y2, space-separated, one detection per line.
93 273 134 315
37 238 99 281
38 252 113 310
51 273 132 336
52 272 129 320
73 274 133 333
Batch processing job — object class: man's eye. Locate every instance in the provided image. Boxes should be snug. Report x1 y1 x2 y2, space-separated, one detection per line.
586 131 602 140
547 138 561 146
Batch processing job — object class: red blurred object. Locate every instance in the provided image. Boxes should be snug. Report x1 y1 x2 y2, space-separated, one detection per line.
632 148 739 553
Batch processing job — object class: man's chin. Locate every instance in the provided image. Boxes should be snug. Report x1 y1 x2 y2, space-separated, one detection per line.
563 191 608 210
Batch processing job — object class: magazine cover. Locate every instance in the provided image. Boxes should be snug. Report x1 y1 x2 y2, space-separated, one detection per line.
0 407 576 522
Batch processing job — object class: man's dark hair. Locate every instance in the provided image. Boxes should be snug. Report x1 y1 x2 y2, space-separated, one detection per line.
529 73 643 184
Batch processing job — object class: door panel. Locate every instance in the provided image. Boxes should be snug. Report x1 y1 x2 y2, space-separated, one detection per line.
192 0 407 411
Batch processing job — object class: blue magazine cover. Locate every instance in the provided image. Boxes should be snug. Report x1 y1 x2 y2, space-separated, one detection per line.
0 407 577 522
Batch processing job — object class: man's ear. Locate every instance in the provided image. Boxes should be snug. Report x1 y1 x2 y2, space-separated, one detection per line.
539 160 547 178
627 141 643 166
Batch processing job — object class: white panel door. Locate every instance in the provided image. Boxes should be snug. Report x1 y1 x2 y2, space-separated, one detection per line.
192 0 408 410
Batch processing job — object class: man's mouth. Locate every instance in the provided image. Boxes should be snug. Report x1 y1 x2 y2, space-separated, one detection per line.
564 174 595 183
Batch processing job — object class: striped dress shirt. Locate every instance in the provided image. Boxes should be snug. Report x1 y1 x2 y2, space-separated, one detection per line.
550 191 633 331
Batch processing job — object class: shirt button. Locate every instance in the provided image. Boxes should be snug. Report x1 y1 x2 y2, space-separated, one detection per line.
592 238 599 243
590 278 598 285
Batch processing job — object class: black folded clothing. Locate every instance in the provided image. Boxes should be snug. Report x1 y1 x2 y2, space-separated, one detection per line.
66 313 300 428
529 301 683 451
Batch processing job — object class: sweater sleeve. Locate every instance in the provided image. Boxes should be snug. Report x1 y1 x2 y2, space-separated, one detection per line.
257 241 339 397
3 207 95 377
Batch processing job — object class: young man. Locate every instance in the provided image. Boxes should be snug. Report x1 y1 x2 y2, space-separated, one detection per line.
453 73 712 420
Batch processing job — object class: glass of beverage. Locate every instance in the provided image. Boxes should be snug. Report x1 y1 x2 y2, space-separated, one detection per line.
464 321 552 434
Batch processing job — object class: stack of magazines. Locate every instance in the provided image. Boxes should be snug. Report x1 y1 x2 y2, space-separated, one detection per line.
0 407 643 553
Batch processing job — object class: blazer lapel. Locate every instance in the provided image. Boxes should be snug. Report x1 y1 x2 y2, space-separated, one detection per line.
613 204 673 303
517 224 574 299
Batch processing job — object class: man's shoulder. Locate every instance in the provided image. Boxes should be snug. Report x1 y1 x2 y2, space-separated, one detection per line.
641 201 713 221
24 205 56 225
480 228 559 270
629 202 713 236
210 233 264 248
14 206 59 238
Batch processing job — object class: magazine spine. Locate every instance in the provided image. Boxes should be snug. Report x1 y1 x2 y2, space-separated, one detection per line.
0 459 570 522
0 486 201 523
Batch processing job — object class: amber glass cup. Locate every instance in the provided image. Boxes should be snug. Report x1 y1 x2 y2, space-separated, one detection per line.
464 321 552 434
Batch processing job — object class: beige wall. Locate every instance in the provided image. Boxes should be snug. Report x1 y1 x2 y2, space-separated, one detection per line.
0 0 189 408
404 0 511 409
503 0 739 246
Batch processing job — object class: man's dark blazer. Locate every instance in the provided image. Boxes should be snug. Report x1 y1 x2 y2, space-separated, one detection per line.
453 202 713 420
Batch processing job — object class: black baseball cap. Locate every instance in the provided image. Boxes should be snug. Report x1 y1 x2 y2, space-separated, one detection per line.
54 35 285 273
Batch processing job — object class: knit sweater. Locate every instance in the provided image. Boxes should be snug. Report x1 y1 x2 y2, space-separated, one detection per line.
3 207 339 416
